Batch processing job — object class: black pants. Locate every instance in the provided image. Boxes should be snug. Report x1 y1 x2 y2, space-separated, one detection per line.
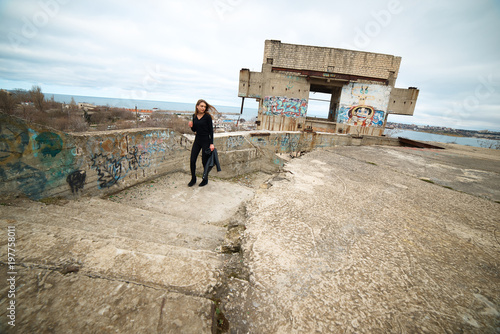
190 135 210 180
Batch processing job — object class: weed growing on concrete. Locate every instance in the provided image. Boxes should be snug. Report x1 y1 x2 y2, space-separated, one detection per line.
38 196 67 205
211 299 229 333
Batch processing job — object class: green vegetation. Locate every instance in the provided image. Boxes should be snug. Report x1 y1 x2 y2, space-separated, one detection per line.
38 197 67 205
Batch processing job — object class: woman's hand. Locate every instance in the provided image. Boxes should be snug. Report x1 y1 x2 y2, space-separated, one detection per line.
188 121 193 128
210 144 215 151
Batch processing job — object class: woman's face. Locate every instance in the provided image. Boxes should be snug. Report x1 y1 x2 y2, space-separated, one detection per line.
197 102 207 113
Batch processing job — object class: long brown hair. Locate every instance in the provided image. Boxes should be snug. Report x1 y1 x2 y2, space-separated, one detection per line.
195 99 217 117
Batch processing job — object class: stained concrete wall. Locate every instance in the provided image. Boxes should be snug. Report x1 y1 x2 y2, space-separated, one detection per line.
0 113 190 200
239 65 310 131
388 87 420 115
264 40 402 81
0 113 400 200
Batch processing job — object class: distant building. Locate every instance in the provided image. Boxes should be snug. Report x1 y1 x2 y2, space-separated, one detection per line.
238 40 419 136
78 103 96 111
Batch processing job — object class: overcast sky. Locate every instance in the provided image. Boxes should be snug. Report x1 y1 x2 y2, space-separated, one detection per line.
1 0 499 131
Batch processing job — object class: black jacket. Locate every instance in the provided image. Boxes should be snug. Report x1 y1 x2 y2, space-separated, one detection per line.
203 148 221 180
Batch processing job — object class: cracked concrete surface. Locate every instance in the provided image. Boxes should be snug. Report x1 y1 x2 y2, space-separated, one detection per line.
0 144 499 333
232 145 500 333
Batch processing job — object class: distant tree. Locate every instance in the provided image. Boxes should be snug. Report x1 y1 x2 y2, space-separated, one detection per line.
30 85 45 112
10 88 32 118
0 90 17 114
70 97 77 108
46 94 61 110
11 88 30 103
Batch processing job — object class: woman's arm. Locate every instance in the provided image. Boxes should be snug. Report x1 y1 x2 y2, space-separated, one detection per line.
208 114 214 146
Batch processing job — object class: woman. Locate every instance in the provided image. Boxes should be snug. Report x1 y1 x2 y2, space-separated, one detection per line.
188 99 216 187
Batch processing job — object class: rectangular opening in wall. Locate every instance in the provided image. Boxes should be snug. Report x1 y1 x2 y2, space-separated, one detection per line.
307 92 332 119
308 79 344 121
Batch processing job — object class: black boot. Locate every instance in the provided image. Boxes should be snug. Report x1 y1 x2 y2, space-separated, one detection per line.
199 179 208 187
188 177 196 187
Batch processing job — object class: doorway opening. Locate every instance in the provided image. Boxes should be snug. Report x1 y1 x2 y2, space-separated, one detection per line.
308 79 344 122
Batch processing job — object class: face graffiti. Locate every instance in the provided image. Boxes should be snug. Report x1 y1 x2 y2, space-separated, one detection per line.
337 83 390 128
348 106 375 127
354 107 372 120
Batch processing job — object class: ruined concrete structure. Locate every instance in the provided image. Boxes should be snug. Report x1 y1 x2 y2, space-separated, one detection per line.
239 40 419 135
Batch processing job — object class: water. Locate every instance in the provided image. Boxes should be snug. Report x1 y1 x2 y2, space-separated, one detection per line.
47 93 258 120
385 129 500 149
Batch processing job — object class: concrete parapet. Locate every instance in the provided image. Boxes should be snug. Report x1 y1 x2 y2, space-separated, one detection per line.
0 113 400 200
0 113 190 200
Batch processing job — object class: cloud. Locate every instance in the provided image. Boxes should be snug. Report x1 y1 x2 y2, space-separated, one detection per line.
0 0 499 130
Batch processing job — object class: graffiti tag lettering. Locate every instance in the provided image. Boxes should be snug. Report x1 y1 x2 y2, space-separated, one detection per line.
90 146 150 189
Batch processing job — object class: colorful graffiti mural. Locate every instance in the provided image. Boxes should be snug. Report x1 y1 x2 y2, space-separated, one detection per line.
86 130 176 189
337 83 391 127
262 96 308 117
0 114 186 199
0 114 75 199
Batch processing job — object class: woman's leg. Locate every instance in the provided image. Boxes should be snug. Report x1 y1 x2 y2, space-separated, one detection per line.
199 137 211 186
189 140 202 186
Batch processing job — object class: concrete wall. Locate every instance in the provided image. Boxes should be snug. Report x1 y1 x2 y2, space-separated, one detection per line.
239 66 310 131
264 40 401 81
337 83 391 127
0 113 189 200
388 87 419 116
0 114 400 201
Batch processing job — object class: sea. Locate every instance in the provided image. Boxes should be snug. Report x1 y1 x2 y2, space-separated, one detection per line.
48 93 499 150
384 129 500 150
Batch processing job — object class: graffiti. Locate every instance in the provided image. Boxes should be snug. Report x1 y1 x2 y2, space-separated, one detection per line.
34 132 63 157
0 115 77 199
0 113 190 199
127 146 151 170
91 153 123 188
127 131 177 159
263 96 308 117
90 146 150 188
338 106 385 127
337 83 391 127
281 134 299 151
270 134 300 152
66 170 86 194
249 137 267 146
226 136 245 150
0 161 47 199
0 116 30 164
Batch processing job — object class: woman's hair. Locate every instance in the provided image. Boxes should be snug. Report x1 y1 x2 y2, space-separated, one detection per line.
195 99 217 117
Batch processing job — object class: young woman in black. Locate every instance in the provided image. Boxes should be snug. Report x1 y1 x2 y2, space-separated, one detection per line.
188 99 216 187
